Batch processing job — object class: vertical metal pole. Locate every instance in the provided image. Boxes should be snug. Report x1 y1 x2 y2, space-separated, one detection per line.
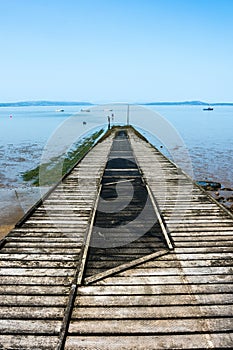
127 104 130 125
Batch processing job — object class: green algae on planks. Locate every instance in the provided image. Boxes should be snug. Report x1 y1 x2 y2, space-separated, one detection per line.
22 129 104 186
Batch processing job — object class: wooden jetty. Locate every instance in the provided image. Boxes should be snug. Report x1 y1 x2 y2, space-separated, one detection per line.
0 127 232 349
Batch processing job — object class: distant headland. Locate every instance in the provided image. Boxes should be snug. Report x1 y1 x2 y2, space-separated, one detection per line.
142 101 233 106
0 101 92 107
0 100 233 107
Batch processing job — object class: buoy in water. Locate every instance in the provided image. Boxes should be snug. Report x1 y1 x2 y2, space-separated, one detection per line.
10 115 13 119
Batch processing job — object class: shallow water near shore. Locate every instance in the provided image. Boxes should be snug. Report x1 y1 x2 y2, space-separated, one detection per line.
0 104 233 236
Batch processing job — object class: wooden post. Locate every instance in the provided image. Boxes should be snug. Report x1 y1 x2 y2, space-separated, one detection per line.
127 104 130 125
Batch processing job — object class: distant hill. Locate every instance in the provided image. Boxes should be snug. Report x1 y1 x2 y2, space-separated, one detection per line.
0 101 93 107
143 101 206 106
142 101 233 106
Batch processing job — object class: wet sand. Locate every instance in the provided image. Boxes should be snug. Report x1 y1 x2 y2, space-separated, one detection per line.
0 187 48 240
0 208 23 240
0 225 15 240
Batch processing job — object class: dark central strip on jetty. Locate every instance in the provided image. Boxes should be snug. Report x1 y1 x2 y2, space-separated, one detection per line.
84 130 169 278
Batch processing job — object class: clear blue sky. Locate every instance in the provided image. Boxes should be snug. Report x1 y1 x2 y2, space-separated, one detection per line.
0 0 233 103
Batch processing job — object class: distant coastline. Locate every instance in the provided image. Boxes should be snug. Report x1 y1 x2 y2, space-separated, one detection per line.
0 100 233 107
0 101 92 107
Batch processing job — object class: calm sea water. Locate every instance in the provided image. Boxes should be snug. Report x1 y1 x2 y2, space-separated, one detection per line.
149 105 233 188
0 104 232 190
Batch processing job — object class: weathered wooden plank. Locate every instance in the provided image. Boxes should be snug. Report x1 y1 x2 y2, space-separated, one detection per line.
0 276 72 285
86 253 233 264
72 304 233 319
118 266 233 277
162 206 217 210
86 258 233 270
0 306 65 319
172 234 233 239
6 237 84 242
0 260 77 268
109 238 164 246
42 200 93 205
175 246 233 253
0 267 75 277
8 233 84 239
78 283 233 295
96 274 233 285
174 241 233 247
65 333 233 349
34 207 91 212
68 317 233 334
135 259 233 268
25 220 88 224
168 225 233 230
174 247 233 253
0 319 62 334
4 242 82 248
86 248 165 256
35 206 91 211
160 252 233 260
32 213 90 218
85 265 233 278
0 247 81 254
167 219 233 224
75 294 232 307
0 285 69 295
0 254 80 261
167 215 229 220
0 295 67 306
10 227 86 234
0 335 59 349
168 224 233 229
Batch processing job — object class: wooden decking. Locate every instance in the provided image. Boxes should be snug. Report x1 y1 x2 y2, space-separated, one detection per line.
0 128 232 349
0 134 113 349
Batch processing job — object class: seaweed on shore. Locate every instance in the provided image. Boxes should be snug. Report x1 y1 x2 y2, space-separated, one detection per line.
22 129 104 186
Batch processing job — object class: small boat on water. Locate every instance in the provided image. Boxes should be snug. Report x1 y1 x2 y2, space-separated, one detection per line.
55 109 64 112
203 107 213 111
